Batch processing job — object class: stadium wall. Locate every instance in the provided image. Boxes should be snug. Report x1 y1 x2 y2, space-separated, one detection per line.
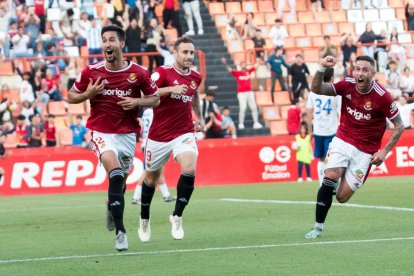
1 130 414 196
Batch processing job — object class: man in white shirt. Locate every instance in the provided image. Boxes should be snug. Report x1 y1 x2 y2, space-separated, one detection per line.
20 72 35 104
86 17 102 63
11 26 31 57
268 18 288 48
399 66 414 98
396 95 414 129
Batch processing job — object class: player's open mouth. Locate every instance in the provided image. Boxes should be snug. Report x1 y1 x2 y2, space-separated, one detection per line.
106 49 114 58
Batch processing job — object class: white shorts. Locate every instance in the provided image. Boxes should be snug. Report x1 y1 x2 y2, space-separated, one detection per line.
145 133 198 171
325 137 372 191
90 130 136 174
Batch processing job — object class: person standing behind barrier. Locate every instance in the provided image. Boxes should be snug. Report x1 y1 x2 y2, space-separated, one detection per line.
288 54 311 101
266 46 289 102
269 19 288 49
222 58 263 130
292 122 313 182
162 0 183 37
183 0 204 36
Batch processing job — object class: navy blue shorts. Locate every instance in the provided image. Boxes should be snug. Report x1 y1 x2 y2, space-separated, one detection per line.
314 134 335 158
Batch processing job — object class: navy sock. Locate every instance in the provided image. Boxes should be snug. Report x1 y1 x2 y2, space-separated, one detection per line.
315 177 336 224
108 168 126 234
173 173 195 217
140 180 155 219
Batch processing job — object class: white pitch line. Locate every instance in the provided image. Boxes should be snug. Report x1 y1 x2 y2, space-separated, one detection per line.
221 198 414 212
1 237 414 265
0 205 101 213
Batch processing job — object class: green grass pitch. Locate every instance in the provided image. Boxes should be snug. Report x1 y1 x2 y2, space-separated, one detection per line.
1 176 413 275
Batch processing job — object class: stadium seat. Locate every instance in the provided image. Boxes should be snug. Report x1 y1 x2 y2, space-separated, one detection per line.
280 105 291 119
227 40 244 53
331 10 347 22
406 45 414 58
322 23 339 36
363 9 380 21
54 117 69 130
398 33 412 43
255 92 273 106
244 39 254 50
48 101 67 116
282 12 298 24
274 92 292 105
285 50 302 63
258 25 270 38
59 128 73 146
314 11 331 23
9 89 20 103
68 103 86 115
295 0 308 11
262 106 281 120
265 13 278 25
347 9 363 22
242 1 257 13
284 37 296 49
214 15 228 28
305 23 322 37
208 2 225 15
4 132 17 148
389 0 404 8
303 48 320 63
296 37 311 48
312 36 325 47
387 20 405 33
338 22 355 34
254 13 266 26
289 24 306 37
0 62 14 76
379 8 396 21
395 8 405 20
225 2 241 13
296 11 314 24
270 120 288 135
258 0 274 12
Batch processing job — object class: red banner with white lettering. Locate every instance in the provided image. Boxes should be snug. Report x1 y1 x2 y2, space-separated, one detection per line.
1 130 413 196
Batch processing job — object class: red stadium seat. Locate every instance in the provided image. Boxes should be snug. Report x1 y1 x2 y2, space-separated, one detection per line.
208 2 225 15
258 1 274 12
296 0 308 11
303 48 320 63
227 40 244 53
306 23 322 37
4 132 17 148
265 13 278 25
68 103 86 115
338 22 355 34
289 24 306 37
280 105 291 119
255 92 273 106
331 10 347 22
244 39 254 50
48 101 67 116
284 37 296 49
0 62 14 76
242 1 257 13
315 11 331 23
389 0 404 8
322 23 339 36
59 128 73 146
262 106 282 120
270 120 288 135
312 36 325 48
254 13 266 26
282 12 298 24
274 92 291 105
214 15 228 28
225 2 242 13
296 37 311 48
296 11 314 24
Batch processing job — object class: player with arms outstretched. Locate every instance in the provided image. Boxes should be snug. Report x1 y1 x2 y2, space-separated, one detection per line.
138 37 203 242
305 55 404 238
67 25 160 251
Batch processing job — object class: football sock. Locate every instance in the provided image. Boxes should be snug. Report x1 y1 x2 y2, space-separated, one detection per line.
317 161 325 186
133 184 142 200
108 168 126 234
173 173 195 217
158 183 171 198
140 180 155 219
315 222 324 230
315 177 336 224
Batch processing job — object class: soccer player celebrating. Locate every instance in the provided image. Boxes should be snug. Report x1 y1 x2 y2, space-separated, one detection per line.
306 68 341 185
138 37 203 242
67 25 160 251
305 55 404 238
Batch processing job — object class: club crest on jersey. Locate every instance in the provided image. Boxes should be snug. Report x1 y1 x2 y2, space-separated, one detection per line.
190 80 197 89
364 101 372 111
127 73 137 83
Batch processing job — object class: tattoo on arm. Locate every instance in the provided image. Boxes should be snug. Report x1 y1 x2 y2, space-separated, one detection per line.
384 115 404 152
192 91 202 120
311 71 336 96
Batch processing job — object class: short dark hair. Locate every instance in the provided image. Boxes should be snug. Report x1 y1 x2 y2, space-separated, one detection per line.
48 114 55 119
205 89 215 97
223 106 229 110
323 35 330 40
356 56 375 67
174 36 194 50
101 25 126 41
275 18 282 23
17 114 25 121
300 121 309 135
295 54 303 59
323 68 334 83
76 115 83 120
29 114 36 122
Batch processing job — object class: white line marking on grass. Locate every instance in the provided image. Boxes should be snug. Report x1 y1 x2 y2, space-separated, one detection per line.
0 205 101 213
221 198 414 212
1 237 414 265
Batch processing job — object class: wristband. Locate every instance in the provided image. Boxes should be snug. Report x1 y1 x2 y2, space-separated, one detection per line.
317 65 326 73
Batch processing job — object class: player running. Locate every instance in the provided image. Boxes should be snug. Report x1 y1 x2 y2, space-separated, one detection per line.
131 107 175 204
305 55 404 238
67 25 160 251
306 68 341 185
138 36 203 242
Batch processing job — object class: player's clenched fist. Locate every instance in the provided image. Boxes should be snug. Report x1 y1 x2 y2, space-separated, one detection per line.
320 56 336 68
170 84 188 95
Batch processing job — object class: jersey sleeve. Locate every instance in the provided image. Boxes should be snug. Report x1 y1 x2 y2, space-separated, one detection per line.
230 69 238 77
140 69 158 97
72 66 91 93
380 92 400 120
151 67 167 88
331 80 348 96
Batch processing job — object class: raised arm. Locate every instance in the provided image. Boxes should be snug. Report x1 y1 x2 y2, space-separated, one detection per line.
371 114 404 165
221 57 233 73
311 56 337 96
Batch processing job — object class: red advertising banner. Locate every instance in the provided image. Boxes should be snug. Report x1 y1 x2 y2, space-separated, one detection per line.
1 130 413 196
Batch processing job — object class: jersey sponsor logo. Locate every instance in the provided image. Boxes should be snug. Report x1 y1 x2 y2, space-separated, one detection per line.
355 168 364 180
102 88 133 97
238 75 251 81
346 106 371 120
170 93 193 103
127 73 137 83
364 101 372 111
190 80 197 89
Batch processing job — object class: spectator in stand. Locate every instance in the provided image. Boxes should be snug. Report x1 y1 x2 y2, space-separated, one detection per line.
55 40 68 71
126 0 143 21
221 106 237 139
288 54 311 101
241 12 256 40
319 35 338 59
252 29 266 61
14 114 28 148
141 0 158 26
24 7 41 50
0 133 6 182
183 0 204 36
20 71 35 104
287 98 301 135
102 0 116 26
156 37 175 65
311 0 323 20
0 84 17 135
396 95 414 129
292 121 313 182
358 22 384 59
405 1 414 31
266 46 289 102
21 99 37 125
201 90 224 139
45 114 57 146
340 32 357 70
269 19 288 49
25 114 44 147
162 0 182 37
86 17 102 63
399 66 414 99
222 57 263 130
277 0 295 18
389 27 407 68
125 18 144 64
375 29 389 73
65 58 79 91
11 26 31 57
385 61 401 97
76 12 90 47
345 52 357 78
41 68 62 102
7 21 18 52
225 13 241 42
145 18 164 72
69 115 88 147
